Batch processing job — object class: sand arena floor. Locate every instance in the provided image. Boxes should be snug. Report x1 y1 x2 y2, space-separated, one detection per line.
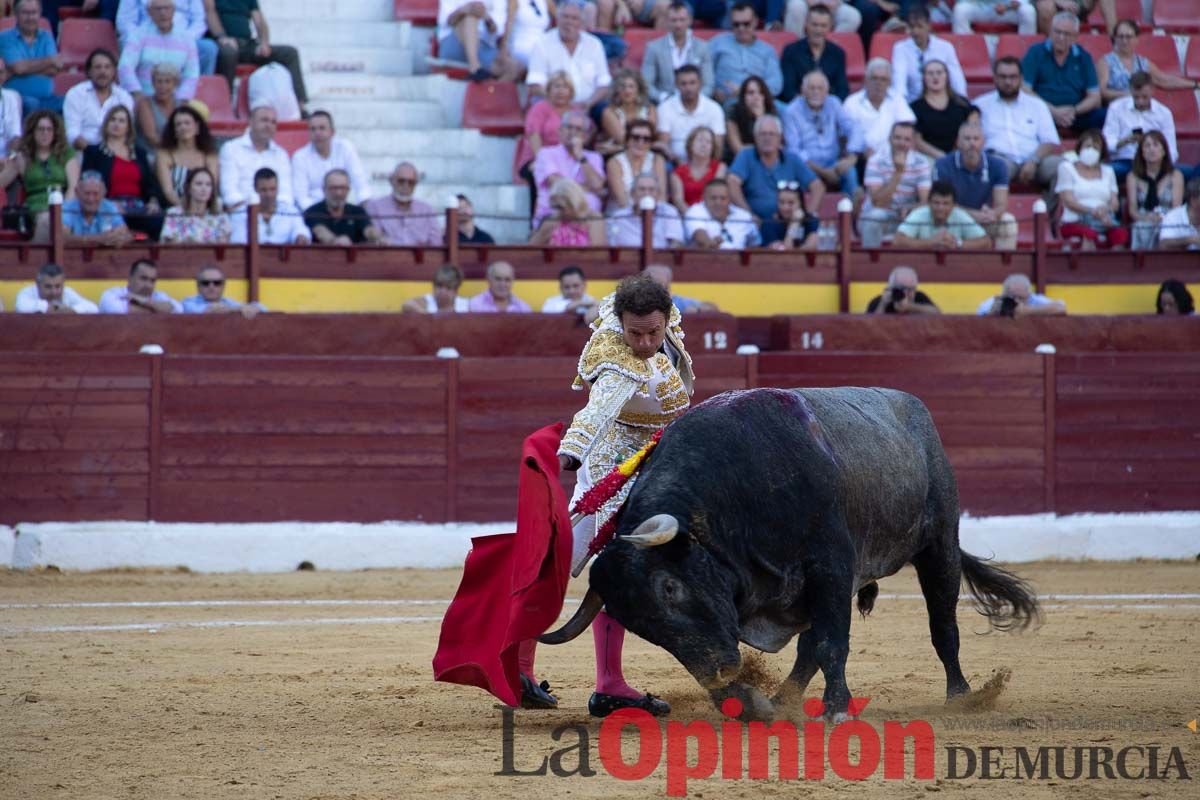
1 561 1198 800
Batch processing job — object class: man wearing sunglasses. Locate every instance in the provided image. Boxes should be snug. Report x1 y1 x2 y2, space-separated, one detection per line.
181 264 262 316
709 3 783 109
363 161 442 246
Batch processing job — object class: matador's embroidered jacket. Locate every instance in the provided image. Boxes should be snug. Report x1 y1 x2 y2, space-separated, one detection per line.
558 295 695 527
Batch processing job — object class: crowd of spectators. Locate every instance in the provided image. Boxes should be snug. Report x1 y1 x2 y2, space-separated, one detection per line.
496 0 1200 251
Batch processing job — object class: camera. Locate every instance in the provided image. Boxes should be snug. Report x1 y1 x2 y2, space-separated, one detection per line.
999 296 1018 317
891 287 908 303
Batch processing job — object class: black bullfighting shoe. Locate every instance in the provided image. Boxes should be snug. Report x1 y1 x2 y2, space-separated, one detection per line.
588 692 671 718
519 674 558 709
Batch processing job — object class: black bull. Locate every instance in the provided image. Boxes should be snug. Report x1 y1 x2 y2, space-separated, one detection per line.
541 387 1039 720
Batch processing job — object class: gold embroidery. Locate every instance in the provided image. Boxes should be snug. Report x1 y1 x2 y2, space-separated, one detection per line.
576 329 652 386
616 409 686 427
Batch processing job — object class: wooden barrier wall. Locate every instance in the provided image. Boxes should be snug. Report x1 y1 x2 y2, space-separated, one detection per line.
4 350 1199 524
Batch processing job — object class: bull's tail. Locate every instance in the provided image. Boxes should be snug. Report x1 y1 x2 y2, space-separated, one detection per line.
959 551 1041 632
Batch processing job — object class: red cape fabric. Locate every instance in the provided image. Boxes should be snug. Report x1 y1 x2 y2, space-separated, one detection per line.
432 423 573 706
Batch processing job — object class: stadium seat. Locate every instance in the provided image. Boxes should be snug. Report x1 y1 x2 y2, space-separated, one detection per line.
393 0 437 26
942 34 991 87
461 80 523 136
866 32 902 63
58 18 118 71
0 15 51 32
993 34 1043 64
1185 37 1200 79
1007 194 1059 249
815 192 845 226
1085 0 1148 31
828 32 865 85
1158 89 1200 148
620 28 660 70
274 128 309 155
1077 33 1181 74
196 75 239 128
51 71 86 95
757 30 799 58
1154 0 1200 34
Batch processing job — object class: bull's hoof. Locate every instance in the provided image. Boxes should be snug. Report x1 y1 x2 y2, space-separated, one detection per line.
519 674 558 709
588 691 670 718
712 684 775 722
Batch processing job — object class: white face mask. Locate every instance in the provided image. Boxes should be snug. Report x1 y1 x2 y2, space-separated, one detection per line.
1078 147 1101 167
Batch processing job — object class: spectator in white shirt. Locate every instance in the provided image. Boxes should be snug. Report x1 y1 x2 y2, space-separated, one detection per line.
64 48 136 152
685 177 760 249
503 0 552 76
290 111 368 210
116 0 216 74
14 263 99 313
540 265 598 315
230 167 310 245
952 0 1036 34
219 103 293 210
0 59 23 158
1159 179 1200 252
842 58 915 162
656 64 726 162
1102 72 1178 183
891 5 967 103
974 56 1061 190
525 0 611 119
98 258 182 314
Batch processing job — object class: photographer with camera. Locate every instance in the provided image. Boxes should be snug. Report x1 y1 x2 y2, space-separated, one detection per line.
977 273 1066 317
866 265 940 315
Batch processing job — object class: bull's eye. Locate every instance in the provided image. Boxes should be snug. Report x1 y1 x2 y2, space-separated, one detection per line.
653 572 686 606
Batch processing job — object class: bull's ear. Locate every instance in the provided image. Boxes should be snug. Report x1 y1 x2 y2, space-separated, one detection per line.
623 514 679 547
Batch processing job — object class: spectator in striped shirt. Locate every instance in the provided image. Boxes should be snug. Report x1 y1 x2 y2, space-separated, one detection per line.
858 120 932 247
118 0 200 100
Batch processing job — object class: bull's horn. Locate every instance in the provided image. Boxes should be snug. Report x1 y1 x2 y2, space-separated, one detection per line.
623 514 679 547
539 588 604 644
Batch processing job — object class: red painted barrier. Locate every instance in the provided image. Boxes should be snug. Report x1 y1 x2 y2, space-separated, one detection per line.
4 349 1198 524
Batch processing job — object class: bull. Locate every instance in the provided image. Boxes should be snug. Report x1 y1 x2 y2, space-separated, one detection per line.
541 387 1039 720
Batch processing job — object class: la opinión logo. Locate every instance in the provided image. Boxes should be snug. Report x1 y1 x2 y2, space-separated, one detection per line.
499 697 936 796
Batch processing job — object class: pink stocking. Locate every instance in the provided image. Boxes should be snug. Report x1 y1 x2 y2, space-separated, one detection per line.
592 610 639 698
518 639 537 681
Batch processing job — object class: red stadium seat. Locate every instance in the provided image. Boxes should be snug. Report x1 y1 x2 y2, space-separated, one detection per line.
1185 37 1200 79
393 0 437 26
816 192 845 226
1085 0 1147 31
58 18 118 71
621 28 660 70
1158 89 1200 146
274 128 309 155
52 71 86 95
828 32 865 85
0 15 51 32
866 32 902 63
941 34 991 87
195 75 238 126
1007 194 1059 249
993 34 1043 64
757 30 799 58
1153 0 1200 34
461 80 523 136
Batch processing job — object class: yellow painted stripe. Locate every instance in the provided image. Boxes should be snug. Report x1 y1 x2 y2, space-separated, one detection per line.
2 279 1187 317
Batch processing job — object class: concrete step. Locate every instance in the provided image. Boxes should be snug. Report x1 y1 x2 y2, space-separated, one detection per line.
360 154 512 185
306 74 464 121
302 47 414 77
270 20 411 49
316 99 445 130
258 0 395 22
347 128 512 159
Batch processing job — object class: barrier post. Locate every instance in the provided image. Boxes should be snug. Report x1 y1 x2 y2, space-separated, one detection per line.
445 200 460 265
246 203 260 303
146 349 164 521
836 198 853 313
48 189 64 265
639 196 655 271
1038 343 1057 514
1032 198 1047 295
440 349 461 522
